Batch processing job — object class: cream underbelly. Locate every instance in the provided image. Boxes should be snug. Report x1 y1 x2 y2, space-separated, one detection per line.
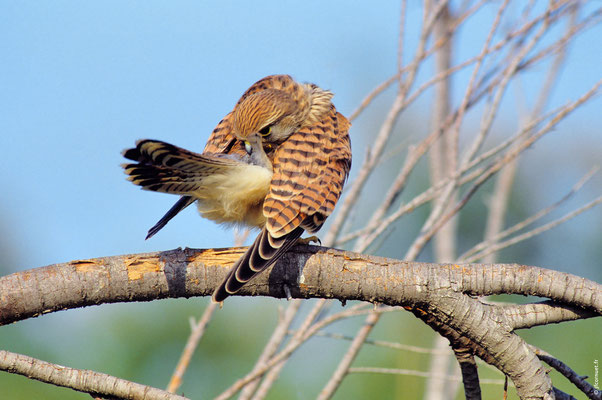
194 163 272 228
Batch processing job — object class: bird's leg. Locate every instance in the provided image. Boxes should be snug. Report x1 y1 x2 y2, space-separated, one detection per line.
296 236 321 246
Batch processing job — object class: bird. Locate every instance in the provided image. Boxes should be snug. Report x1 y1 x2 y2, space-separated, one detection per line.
122 75 351 302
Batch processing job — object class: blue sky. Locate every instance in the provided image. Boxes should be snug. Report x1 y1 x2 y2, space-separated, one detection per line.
1 2 601 274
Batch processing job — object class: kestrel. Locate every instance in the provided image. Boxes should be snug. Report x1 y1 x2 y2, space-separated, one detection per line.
122 75 351 302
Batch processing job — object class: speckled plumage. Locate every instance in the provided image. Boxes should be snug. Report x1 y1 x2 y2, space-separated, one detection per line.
122 75 351 302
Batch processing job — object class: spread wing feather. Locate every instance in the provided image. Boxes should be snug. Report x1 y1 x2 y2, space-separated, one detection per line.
123 139 245 194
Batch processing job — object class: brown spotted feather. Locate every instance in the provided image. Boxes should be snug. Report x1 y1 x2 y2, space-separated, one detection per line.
264 107 351 237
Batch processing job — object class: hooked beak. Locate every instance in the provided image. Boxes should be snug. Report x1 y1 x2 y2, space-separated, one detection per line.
244 140 252 155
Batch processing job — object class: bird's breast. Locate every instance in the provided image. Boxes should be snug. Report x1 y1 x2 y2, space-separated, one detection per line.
194 164 272 228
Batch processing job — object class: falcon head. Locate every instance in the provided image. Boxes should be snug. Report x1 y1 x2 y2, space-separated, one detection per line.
232 89 302 144
232 81 333 145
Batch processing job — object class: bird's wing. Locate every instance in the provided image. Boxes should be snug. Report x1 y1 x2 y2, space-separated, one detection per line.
202 112 241 155
212 107 351 302
123 139 246 194
265 108 351 236
138 109 245 239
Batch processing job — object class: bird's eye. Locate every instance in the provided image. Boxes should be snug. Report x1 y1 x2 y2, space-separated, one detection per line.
259 125 271 136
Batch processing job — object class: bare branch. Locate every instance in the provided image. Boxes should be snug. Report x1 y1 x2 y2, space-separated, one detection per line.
347 367 506 386
304 330 451 355
465 195 602 263
453 347 482 399
3 249 600 325
323 0 446 247
464 167 598 262
166 302 218 393
215 305 394 400
405 79 602 260
237 300 303 400
502 300 598 330
317 310 380 400
534 347 601 400
0 350 188 400
247 299 326 400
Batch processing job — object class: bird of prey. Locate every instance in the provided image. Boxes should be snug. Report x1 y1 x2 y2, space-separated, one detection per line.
122 75 351 302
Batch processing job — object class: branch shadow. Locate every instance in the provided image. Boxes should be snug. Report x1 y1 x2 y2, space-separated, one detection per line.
267 245 324 299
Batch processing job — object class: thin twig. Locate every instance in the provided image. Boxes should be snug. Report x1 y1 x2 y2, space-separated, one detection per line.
406 78 602 260
248 300 319 400
322 0 448 247
482 4 577 264
347 367 507 386
462 167 598 261
335 103 565 246
344 5 578 250
167 302 218 393
397 0 407 90
465 195 602 264
348 0 489 123
306 329 509 377
458 0 512 168
304 330 451 355
317 310 381 400
215 306 395 400
238 300 303 400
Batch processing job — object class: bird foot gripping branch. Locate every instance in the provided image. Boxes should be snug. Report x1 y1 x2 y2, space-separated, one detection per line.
297 235 321 246
122 75 351 303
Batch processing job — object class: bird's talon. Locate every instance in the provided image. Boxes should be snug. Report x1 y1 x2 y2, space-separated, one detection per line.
297 235 321 246
283 284 292 301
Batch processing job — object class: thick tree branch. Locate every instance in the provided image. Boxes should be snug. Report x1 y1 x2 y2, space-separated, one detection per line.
2 246 600 326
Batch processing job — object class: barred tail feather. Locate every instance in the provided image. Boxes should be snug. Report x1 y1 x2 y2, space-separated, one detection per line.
145 195 195 240
212 226 304 302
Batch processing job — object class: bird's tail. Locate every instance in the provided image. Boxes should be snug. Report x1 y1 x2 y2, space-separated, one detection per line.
145 195 195 240
212 226 304 302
